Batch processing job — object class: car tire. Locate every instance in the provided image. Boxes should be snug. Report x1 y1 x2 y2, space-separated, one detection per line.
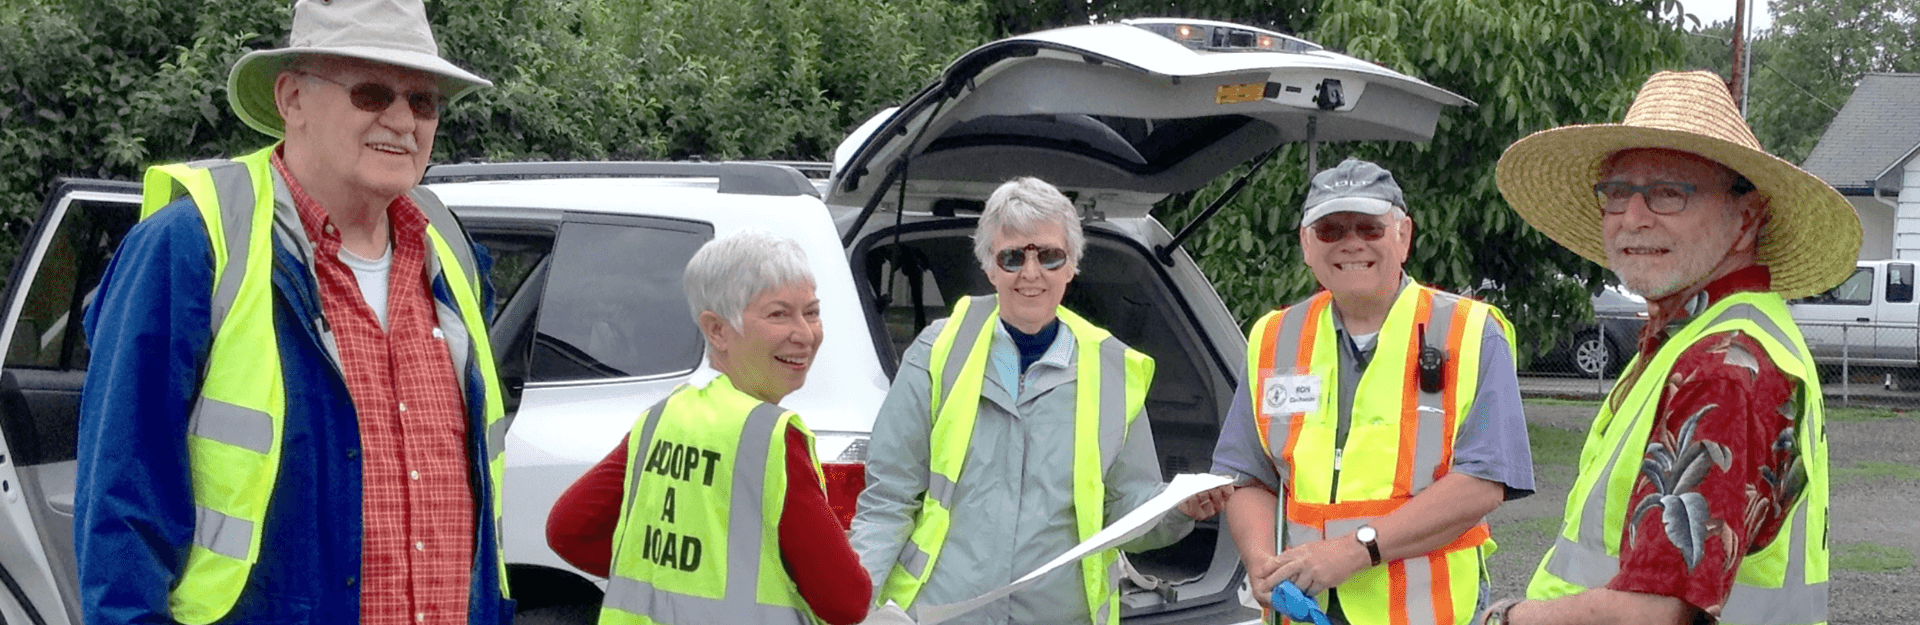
1571 329 1615 379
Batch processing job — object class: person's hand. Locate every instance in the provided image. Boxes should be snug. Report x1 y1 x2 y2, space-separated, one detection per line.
1177 485 1233 521
1246 552 1285 610
1271 535 1371 596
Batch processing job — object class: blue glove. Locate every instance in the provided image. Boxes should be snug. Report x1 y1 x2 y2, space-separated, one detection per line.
1270 581 1332 625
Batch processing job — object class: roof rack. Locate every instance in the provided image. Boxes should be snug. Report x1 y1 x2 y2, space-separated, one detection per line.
422 161 820 198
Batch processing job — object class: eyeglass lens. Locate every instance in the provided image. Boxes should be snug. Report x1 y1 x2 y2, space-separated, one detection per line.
995 244 1069 272
1593 181 1696 215
1311 221 1388 243
305 72 442 120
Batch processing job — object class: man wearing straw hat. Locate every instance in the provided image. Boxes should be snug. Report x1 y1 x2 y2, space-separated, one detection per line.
1482 71 1858 625
74 1 511 624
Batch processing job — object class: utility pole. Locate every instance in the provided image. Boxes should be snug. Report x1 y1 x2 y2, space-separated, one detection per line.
1729 0 1749 116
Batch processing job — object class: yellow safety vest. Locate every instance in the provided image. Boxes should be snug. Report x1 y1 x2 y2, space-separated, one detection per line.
878 295 1154 625
600 375 820 625
138 144 509 624
1247 284 1511 625
1527 292 1830 625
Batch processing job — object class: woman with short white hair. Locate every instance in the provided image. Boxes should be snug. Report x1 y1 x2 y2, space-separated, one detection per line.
853 178 1231 625
548 229 872 625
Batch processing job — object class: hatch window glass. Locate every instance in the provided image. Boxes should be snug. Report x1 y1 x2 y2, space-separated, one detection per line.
6 198 136 370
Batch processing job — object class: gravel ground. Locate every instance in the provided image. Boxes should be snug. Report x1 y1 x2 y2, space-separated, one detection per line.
1486 401 1920 622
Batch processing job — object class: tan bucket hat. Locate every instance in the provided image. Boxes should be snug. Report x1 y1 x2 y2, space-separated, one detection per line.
227 0 492 138
1495 70 1861 299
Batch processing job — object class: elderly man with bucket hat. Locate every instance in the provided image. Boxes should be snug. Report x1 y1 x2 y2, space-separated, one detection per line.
1211 158 1536 624
1479 71 1860 625
73 1 511 624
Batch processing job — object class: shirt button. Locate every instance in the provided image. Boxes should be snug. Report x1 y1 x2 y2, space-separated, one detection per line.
415 540 426 551
409 470 420 481
325 224 337 236
415 612 426 623
398 402 408 412
432 327 445 340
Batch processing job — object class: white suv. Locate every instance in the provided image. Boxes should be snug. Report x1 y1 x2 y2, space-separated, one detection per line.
0 163 887 624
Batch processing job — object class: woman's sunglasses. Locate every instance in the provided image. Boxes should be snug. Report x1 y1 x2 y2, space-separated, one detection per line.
299 72 444 121
994 244 1070 272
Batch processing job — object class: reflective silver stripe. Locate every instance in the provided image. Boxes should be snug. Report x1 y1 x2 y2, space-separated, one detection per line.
611 399 673 565
409 188 481 294
1401 556 1438 625
1095 597 1112 625
1541 534 1617 588
188 396 274 454
1096 337 1129 469
603 575 807 625
485 416 509 463
1264 301 1315 488
1720 502 1825 625
203 161 257 335
194 504 254 560
1707 302 1807 362
897 539 931 578
605 402 801 622
1410 293 1459 492
926 472 957 508
937 295 997 409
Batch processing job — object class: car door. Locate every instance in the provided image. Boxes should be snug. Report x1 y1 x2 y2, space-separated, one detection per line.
0 181 142 625
1788 264 1876 366
1875 262 1917 364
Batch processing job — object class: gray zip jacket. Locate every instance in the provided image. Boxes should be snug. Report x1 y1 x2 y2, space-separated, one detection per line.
851 317 1195 625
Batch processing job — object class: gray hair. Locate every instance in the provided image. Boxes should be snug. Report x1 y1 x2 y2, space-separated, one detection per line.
683 229 814 329
972 177 1086 274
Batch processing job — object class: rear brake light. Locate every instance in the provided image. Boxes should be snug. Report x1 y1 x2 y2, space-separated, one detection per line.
820 462 867 531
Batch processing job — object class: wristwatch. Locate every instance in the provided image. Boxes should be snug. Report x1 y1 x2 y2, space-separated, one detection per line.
1355 525 1382 566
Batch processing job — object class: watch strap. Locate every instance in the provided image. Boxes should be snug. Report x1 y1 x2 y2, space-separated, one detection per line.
1358 526 1382 566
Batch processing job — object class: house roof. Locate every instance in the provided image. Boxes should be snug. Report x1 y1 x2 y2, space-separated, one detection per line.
1801 73 1920 194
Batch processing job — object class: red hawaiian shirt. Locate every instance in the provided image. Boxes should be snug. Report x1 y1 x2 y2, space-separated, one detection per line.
1605 266 1803 617
275 153 475 625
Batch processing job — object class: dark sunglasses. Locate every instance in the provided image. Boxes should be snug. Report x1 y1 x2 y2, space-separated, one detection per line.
299 72 444 121
994 244 1070 272
1310 219 1390 243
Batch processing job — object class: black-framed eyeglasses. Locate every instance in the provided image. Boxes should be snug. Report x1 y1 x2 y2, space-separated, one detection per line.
994 244 1070 272
1592 181 1709 215
298 71 444 121
1310 220 1389 243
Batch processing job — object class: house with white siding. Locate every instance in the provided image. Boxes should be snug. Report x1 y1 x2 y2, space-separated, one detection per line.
1800 73 1920 261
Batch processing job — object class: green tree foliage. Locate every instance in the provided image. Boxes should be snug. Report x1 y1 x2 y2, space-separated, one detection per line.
1136 0 1689 359
1746 0 1920 162
0 0 982 273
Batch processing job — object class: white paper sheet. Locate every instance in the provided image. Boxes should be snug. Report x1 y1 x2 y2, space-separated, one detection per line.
912 473 1235 625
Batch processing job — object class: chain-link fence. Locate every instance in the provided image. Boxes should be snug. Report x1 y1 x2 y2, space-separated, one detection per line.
1521 317 1920 409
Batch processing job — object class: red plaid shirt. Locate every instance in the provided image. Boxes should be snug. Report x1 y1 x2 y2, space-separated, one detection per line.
275 154 475 625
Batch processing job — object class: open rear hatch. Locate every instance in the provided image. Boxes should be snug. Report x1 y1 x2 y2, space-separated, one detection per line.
824 19 1471 621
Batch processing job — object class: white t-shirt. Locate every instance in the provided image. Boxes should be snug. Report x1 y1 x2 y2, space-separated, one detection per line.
338 244 393 330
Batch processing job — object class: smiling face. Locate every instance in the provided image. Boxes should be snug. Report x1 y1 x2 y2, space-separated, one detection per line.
1601 149 1763 299
1299 210 1411 304
984 221 1076 333
702 281 823 404
275 55 442 210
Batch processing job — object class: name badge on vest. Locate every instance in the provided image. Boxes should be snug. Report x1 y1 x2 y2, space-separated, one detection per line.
1260 374 1321 416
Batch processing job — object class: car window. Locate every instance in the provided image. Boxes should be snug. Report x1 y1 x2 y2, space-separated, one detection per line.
1813 267 1874 306
1888 263 1913 304
528 218 710 383
5 197 136 371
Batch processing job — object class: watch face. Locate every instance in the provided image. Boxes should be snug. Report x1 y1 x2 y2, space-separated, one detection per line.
1357 526 1377 542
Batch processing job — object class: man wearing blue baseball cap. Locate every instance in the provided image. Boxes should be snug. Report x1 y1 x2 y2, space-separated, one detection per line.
74 2 510 624
1211 158 1535 624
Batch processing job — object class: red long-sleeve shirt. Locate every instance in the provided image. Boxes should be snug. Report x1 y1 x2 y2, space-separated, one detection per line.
547 426 870 625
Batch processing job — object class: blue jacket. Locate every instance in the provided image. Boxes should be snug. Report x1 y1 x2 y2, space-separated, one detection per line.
75 193 511 625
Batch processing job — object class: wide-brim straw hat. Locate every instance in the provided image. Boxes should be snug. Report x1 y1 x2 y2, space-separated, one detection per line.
1496 70 1861 299
228 0 492 138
